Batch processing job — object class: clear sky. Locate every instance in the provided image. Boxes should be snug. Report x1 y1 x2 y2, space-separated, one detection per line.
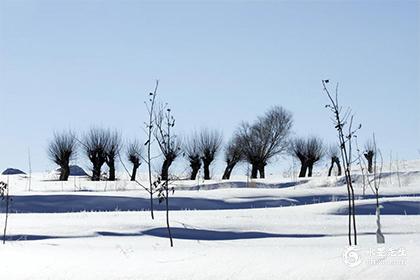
0 0 418 175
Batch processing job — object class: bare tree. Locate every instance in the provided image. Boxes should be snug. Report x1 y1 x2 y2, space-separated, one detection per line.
154 104 179 247
290 136 324 177
105 130 122 181
48 131 77 181
126 140 142 181
144 80 159 220
237 106 293 179
198 129 223 180
184 134 202 180
323 80 361 246
290 138 307 178
357 134 384 243
155 107 182 181
222 136 243 180
364 140 375 173
327 144 342 176
84 128 110 181
305 137 324 177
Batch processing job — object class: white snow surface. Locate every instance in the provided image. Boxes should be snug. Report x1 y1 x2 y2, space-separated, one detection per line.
0 160 419 279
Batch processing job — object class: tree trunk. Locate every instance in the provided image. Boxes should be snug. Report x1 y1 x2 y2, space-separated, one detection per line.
59 164 70 181
108 160 116 181
130 164 139 181
161 159 172 181
258 164 265 179
364 153 373 173
251 164 258 179
299 163 307 177
367 159 373 173
190 166 200 180
222 165 231 180
222 163 236 180
203 161 211 180
307 164 313 177
92 162 101 181
328 159 334 177
165 185 173 247
336 159 342 176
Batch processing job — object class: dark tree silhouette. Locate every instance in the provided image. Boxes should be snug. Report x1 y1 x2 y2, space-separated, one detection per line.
305 137 324 177
198 129 223 180
155 107 181 181
222 136 243 180
364 140 375 173
104 131 122 181
184 135 202 180
126 140 142 181
237 106 293 179
290 138 308 178
84 128 110 181
290 136 324 177
327 144 342 176
48 131 77 181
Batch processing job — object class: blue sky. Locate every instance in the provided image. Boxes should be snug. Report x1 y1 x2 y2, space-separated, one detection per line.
0 0 418 174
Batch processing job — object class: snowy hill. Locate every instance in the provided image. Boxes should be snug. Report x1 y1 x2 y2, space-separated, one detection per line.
0 160 419 279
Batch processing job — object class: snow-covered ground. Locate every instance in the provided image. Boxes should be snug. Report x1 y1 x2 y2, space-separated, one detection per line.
0 161 419 279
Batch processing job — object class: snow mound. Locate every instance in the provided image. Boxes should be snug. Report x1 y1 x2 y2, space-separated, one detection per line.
57 165 88 176
1 168 26 175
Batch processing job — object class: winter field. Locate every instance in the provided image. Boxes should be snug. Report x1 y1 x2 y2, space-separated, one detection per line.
1 160 420 280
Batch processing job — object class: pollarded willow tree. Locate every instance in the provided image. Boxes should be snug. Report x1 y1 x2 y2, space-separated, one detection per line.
104 130 122 181
327 144 342 176
289 136 324 177
198 129 223 180
364 140 375 174
48 131 77 181
155 107 182 181
184 134 202 180
237 106 293 179
84 128 110 181
126 140 142 181
289 138 307 178
222 136 243 180
305 137 324 177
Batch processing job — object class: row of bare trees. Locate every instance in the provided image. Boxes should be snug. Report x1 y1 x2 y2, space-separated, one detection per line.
48 129 376 183
48 129 125 181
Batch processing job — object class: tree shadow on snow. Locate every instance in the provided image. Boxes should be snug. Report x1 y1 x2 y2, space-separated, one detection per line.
6 228 419 242
138 227 326 240
3 193 420 213
5 228 326 242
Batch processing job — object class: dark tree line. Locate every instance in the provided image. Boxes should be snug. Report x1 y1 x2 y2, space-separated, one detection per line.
47 103 343 184
48 128 123 182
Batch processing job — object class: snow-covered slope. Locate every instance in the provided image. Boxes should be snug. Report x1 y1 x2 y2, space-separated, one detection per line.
0 160 419 279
